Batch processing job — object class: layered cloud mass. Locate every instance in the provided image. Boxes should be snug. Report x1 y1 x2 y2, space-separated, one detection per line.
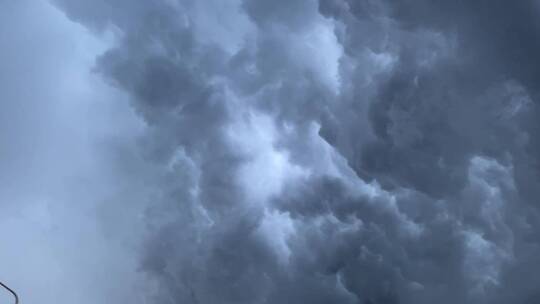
3 0 540 303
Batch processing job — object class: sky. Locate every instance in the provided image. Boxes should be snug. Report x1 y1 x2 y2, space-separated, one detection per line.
1 0 540 303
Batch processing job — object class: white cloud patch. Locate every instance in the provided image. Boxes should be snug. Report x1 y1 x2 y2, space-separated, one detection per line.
229 111 307 204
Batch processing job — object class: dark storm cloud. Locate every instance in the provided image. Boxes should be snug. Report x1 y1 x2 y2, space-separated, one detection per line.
317 1 540 303
53 0 540 303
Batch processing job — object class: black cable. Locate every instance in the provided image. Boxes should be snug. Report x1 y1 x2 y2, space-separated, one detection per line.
0 281 18 304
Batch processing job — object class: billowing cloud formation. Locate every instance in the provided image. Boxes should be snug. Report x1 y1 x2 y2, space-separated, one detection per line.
51 0 540 303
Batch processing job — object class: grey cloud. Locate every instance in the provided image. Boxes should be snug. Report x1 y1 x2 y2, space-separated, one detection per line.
47 0 540 303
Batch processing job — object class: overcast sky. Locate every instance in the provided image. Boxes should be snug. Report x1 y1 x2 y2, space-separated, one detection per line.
1 1 540 303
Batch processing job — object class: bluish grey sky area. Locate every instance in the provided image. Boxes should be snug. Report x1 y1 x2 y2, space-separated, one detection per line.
0 1 146 303
1 0 540 303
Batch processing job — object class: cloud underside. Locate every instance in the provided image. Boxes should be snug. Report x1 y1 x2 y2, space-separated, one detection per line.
53 1 540 303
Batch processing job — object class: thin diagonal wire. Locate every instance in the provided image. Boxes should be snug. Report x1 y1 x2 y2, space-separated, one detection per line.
0 281 18 304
